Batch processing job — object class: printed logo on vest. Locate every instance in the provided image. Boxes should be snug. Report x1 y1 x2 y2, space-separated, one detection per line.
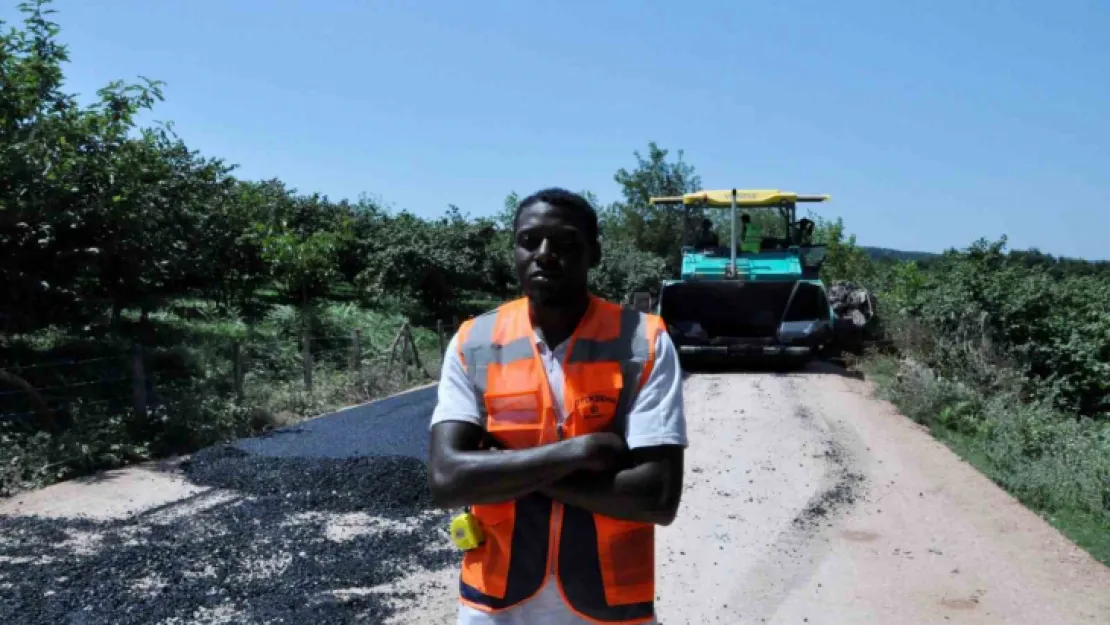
575 394 617 419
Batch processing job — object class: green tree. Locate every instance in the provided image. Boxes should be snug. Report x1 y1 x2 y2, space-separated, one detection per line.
91 125 235 326
335 195 387 285
190 179 286 316
497 191 520 231
0 0 170 329
588 237 668 303
610 142 703 271
258 215 349 330
352 206 509 322
811 215 872 283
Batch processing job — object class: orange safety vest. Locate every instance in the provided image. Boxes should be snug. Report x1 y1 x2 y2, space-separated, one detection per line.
454 295 666 624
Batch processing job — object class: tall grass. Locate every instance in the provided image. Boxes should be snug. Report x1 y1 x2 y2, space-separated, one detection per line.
0 300 453 497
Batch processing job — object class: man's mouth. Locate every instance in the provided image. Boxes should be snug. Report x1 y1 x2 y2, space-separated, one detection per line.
530 272 563 284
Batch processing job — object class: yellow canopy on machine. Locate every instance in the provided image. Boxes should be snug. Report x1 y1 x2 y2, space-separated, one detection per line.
649 189 830 208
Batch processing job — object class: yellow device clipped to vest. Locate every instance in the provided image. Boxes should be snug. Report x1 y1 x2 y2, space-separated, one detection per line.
450 510 485 551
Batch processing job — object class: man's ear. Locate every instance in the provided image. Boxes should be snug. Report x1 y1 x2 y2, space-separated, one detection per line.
588 239 602 268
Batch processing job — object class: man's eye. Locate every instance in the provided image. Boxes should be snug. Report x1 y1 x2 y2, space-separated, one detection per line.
518 233 540 249
517 231 581 252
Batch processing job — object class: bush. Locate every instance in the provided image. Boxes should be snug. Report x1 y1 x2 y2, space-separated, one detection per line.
589 238 669 303
873 238 1110 418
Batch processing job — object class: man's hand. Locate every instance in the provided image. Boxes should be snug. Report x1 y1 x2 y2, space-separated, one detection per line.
539 444 684 526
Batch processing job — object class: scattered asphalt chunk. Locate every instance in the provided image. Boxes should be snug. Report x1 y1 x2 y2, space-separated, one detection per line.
792 435 867 531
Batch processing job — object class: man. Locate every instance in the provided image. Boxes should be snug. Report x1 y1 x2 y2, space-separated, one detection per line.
693 217 719 249
428 187 687 625
739 213 762 253
793 217 815 246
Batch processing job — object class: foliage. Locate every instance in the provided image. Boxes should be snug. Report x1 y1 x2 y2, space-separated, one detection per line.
3 0 159 328
808 214 874 284
589 237 669 304
259 222 346 306
353 206 513 323
862 246 937 264
607 142 703 271
190 180 284 317
877 237 1110 417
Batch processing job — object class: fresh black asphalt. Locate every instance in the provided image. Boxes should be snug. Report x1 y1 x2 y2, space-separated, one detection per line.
0 384 457 625
233 385 439 461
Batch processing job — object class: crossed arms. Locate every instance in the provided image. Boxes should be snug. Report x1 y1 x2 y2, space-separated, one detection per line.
428 420 684 526
427 328 686 526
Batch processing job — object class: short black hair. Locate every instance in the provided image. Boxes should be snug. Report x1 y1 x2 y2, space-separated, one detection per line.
741 213 751 223
514 187 599 241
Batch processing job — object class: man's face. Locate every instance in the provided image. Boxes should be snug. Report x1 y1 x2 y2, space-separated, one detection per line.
514 201 598 307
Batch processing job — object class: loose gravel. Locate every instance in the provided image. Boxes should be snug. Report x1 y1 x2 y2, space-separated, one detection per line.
0 444 456 625
792 439 867 531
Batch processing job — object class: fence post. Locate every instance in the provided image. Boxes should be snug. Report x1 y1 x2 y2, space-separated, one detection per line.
437 320 446 356
387 322 406 372
233 341 244 399
131 344 148 428
303 331 314 392
406 323 433 380
352 329 362 381
401 323 411 383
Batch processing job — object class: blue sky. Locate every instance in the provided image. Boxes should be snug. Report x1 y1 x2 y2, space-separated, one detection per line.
5 0 1108 258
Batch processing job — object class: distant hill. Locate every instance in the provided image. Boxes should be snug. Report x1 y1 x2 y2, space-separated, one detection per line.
862 247 938 262
860 246 1109 270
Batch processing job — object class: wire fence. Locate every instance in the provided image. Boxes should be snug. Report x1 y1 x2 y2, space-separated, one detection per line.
0 318 463 431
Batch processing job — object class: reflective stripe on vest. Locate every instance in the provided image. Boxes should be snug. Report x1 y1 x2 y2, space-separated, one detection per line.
455 296 662 624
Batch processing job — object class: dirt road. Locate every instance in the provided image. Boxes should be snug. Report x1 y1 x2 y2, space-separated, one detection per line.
651 366 1109 624
2 368 1108 624
388 365 1110 625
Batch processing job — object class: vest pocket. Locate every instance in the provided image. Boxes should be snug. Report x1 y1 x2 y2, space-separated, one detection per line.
566 363 623 435
485 389 544 447
595 518 655 606
461 501 516 599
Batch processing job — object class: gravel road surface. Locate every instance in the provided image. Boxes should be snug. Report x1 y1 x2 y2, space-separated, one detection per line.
650 365 1110 624
2 368 1108 624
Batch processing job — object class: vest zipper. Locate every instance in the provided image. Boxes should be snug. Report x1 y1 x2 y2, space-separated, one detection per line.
546 310 586 582
550 416 564 577
550 501 563 576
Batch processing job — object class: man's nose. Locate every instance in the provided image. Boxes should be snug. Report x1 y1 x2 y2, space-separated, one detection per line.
535 238 558 261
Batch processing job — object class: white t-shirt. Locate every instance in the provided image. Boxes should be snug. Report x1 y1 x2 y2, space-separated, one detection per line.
429 327 688 625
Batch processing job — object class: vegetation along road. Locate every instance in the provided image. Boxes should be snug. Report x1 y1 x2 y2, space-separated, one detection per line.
2 366 1107 625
